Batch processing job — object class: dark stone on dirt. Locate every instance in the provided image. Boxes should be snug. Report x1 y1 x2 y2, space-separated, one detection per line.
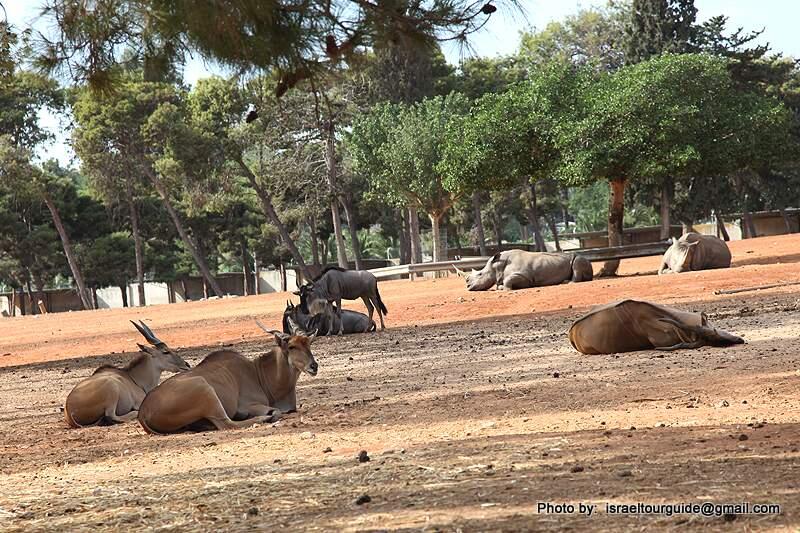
570 465 584 473
738 434 749 441
355 494 371 505
247 507 259 516
723 513 737 522
323 447 332 453
552 372 560 378
617 469 633 478
358 450 370 463
346 376 354 381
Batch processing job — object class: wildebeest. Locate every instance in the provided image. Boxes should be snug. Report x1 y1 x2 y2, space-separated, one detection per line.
569 299 744 354
283 300 375 335
455 250 593 291
296 266 387 334
64 321 191 427
137 322 317 434
658 233 731 274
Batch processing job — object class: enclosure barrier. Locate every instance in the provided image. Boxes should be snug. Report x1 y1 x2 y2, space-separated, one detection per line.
369 241 672 281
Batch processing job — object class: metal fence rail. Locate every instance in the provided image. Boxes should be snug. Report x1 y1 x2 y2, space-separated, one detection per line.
369 241 671 280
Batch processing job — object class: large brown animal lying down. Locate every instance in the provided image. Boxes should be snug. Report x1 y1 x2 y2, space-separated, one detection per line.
65 321 191 427
137 323 318 434
569 300 744 355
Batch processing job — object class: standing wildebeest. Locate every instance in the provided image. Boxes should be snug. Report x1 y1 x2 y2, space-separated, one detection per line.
569 299 744 354
137 322 318 434
296 266 387 334
64 321 191 427
658 233 731 274
455 250 593 291
283 300 375 336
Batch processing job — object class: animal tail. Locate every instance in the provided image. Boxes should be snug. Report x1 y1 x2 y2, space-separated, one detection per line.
64 404 80 428
375 286 388 316
64 404 102 428
136 413 165 436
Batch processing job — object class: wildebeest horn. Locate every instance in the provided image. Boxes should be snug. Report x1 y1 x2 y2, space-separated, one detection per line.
131 320 166 348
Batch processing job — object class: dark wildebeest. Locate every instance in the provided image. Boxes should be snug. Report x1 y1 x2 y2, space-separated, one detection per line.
283 300 375 336
64 321 191 427
658 233 732 274
455 250 593 291
569 300 744 354
137 322 317 434
295 267 387 334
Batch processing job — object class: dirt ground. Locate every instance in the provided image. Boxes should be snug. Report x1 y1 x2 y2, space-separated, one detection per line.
1 234 799 531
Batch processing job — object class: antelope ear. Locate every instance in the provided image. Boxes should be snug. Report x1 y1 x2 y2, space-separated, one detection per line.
136 343 149 352
272 332 290 353
306 329 318 343
688 240 699 247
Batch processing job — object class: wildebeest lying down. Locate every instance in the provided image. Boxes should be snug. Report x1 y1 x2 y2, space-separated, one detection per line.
283 300 375 336
455 250 593 291
569 300 744 354
296 266 387 334
137 322 317 434
65 321 191 427
659 233 731 274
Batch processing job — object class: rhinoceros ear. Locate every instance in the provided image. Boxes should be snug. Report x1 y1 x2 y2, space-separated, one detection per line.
490 253 502 263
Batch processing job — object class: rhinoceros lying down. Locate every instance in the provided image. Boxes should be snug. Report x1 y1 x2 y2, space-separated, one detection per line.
659 233 731 274
456 250 593 291
569 300 744 354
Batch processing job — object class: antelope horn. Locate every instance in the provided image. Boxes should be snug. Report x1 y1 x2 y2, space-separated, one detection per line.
256 319 290 340
131 320 166 348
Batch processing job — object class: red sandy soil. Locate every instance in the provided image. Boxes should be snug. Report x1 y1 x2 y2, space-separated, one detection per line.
0 234 798 531
1 233 798 368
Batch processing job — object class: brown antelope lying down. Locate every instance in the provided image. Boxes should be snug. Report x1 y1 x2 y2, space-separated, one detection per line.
65 321 191 427
137 322 318 434
569 300 744 355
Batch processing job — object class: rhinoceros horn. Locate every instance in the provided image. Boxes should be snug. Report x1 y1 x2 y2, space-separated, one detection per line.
453 266 467 278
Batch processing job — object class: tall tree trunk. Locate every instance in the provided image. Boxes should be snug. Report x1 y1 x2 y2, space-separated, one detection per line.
742 210 757 239
779 208 793 233
34 275 46 314
599 179 626 277
330 200 349 267
429 213 444 263
660 180 673 240
10 289 16 317
715 211 731 241
323 121 348 268
493 208 503 251
408 206 422 263
17 287 25 316
453 222 463 257
546 216 561 251
120 284 129 308
561 186 570 225
340 196 363 269
253 252 261 295
144 168 224 297
472 192 487 256
125 179 146 306
527 182 546 252
241 238 252 296
398 209 409 264
309 216 321 266
26 279 37 315
235 160 311 279
42 192 93 310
